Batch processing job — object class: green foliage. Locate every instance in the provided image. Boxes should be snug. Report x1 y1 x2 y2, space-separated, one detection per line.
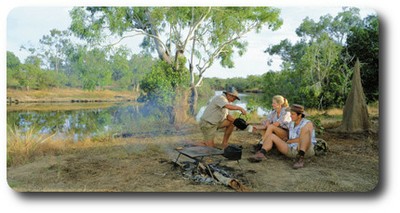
196 79 215 99
7 51 21 69
71 47 112 90
128 54 156 91
307 116 325 136
140 60 189 106
7 51 21 88
263 7 377 109
110 47 132 90
346 15 379 103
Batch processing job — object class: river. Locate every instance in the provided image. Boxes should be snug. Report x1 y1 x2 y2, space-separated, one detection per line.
7 91 269 142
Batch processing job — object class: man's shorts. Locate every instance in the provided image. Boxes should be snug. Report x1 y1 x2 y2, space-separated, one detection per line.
200 119 221 141
286 144 315 158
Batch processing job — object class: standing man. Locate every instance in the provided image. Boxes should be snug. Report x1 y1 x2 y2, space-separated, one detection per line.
199 87 247 149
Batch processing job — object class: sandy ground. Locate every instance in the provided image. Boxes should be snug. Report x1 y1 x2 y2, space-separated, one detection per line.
7 117 379 193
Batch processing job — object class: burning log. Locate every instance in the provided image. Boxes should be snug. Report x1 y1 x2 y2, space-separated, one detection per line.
172 146 250 191
212 171 251 192
197 162 250 192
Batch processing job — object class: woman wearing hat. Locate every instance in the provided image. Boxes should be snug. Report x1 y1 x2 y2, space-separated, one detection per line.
249 104 317 169
199 87 247 148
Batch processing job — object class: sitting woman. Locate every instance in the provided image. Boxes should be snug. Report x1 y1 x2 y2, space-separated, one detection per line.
251 95 291 152
249 104 317 169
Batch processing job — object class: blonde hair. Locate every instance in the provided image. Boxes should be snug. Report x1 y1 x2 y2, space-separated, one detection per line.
273 95 289 108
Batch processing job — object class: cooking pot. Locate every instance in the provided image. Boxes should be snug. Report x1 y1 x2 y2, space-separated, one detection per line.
223 144 243 160
233 114 248 130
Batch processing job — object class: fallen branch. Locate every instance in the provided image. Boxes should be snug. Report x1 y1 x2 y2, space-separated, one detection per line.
212 171 251 192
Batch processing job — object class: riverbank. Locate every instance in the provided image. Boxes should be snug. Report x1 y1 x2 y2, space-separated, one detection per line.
6 89 380 192
7 88 139 104
7 113 379 192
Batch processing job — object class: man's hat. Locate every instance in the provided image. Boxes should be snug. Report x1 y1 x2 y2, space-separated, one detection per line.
223 87 240 101
290 104 307 116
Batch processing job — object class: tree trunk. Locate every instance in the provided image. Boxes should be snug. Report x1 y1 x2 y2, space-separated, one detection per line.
188 21 198 116
145 10 172 64
333 59 370 133
190 85 198 116
172 87 190 125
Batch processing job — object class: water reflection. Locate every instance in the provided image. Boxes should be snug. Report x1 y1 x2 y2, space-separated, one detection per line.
7 103 171 142
7 92 269 142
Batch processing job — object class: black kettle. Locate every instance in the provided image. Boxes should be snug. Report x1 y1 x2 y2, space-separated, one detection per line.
233 114 248 130
223 144 243 160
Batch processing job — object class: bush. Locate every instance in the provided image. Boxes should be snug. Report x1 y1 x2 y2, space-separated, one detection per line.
140 60 189 107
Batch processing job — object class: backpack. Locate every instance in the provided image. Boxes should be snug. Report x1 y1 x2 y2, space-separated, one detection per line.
314 138 328 156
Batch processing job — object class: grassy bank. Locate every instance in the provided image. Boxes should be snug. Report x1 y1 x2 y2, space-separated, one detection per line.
6 86 379 192
7 122 379 192
7 104 379 167
7 88 139 103
7 106 379 192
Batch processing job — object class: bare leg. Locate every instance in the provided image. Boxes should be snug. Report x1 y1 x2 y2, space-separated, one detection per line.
262 125 288 141
204 139 215 147
293 122 314 169
249 133 289 162
262 134 289 154
260 123 270 138
219 119 235 148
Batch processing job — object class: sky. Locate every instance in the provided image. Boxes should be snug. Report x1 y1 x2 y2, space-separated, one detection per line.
1 0 400 212
5 6 375 79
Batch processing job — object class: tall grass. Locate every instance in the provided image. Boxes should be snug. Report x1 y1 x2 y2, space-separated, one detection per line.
7 126 58 167
7 125 118 167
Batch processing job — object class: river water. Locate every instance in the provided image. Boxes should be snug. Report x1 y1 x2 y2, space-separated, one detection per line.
7 91 269 142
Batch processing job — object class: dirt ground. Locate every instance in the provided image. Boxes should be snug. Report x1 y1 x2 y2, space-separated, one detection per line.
7 117 379 193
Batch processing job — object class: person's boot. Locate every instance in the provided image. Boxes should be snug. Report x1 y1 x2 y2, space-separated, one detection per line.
248 149 267 163
250 140 263 153
292 155 304 169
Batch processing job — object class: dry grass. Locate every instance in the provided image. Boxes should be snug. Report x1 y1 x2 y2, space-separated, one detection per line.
6 104 380 192
306 102 379 117
7 102 121 112
7 117 379 192
7 126 60 166
7 88 138 103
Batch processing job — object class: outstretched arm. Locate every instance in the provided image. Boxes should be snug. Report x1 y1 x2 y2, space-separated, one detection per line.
224 104 247 115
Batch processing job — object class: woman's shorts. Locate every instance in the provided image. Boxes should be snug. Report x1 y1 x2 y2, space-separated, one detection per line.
286 144 315 158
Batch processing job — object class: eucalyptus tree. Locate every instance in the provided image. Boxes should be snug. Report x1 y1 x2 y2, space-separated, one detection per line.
129 53 156 92
265 7 364 108
109 47 156 92
18 29 76 88
38 29 74 74
70 46 112 90
109 47 132 90
21 29 74 74
69 7 282 115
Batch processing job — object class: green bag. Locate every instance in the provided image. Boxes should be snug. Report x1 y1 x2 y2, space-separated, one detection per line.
314 138 328 156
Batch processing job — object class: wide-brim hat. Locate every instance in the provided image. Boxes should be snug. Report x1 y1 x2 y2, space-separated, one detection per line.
223 88 240 101
290 104 308 116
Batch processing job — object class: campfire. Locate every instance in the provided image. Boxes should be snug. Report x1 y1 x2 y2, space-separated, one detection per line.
172 145 251 192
